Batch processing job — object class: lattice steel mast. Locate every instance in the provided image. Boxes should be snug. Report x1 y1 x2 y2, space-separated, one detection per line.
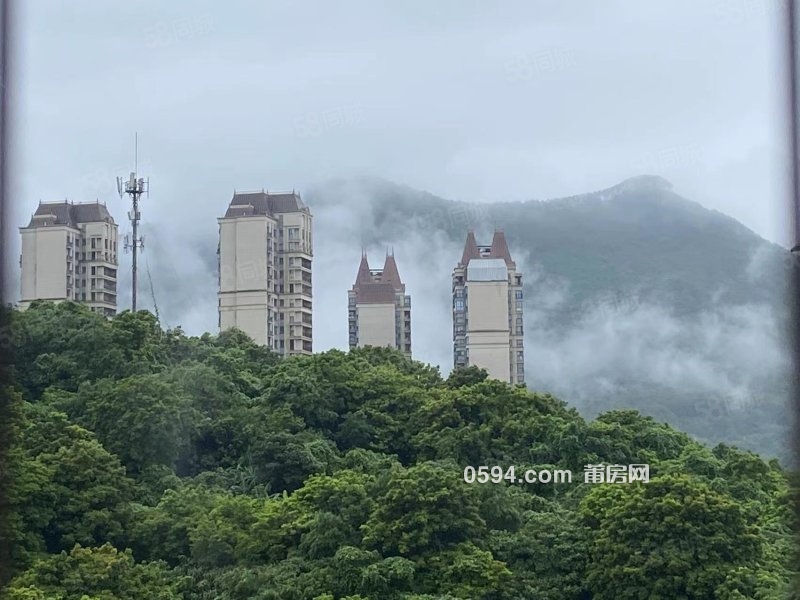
117 133 149 311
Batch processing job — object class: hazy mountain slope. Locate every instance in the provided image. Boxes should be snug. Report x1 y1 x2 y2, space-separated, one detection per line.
305 175 794 464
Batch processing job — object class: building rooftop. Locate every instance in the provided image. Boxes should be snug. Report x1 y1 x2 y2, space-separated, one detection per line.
223 190 308 218
22 200 115 229
354 282 397 304
467 258 509 282
458 229 516 268
351 251 406 301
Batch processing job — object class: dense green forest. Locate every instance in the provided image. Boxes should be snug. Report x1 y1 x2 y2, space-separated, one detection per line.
2 301 797 599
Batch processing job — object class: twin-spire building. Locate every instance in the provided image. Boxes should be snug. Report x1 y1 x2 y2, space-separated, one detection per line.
348 251 412 357
19 190 525 384
452 230 525 384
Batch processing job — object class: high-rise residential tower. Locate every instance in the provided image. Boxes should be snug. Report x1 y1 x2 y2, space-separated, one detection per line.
19 200 119 316
218 190 313 355
452 230 524 384
348 251 411 356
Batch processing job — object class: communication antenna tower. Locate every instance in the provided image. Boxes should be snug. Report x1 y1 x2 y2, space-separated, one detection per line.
117 133 149 311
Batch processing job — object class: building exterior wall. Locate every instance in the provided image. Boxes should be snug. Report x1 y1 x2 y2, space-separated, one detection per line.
278 211 313 356
80 220 118 315
468 333 511 382
396 294 411 355
464 280 512 382
219 291 269 346
20 227 70 305
355 302 396 348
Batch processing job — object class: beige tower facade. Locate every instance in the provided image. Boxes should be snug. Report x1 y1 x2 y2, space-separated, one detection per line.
19 200 119 316
348 252 411 356
453 230 524 384
218 190 313 355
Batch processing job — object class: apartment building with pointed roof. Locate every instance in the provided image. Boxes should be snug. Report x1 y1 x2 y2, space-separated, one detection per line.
453 230 524 384
348 251 411 356
19 200 119 316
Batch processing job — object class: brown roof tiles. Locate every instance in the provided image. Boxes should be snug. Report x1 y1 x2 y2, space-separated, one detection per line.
24 201 114 229
224 191 307 218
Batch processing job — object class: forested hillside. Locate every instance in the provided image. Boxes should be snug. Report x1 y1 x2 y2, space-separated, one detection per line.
2 301 797 599
307 176 794 463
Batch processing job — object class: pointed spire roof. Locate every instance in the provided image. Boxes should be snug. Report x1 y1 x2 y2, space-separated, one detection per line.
382 253 403 291
490 229 515 267
460 230 481 266
355 252 371 285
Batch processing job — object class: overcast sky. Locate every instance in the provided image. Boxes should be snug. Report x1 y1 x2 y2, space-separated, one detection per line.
7 0 793 347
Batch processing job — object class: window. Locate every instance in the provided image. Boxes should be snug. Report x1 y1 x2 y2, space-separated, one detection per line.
454 299 464 310
516 339 523 347
515 290 523 299
91 267 96 275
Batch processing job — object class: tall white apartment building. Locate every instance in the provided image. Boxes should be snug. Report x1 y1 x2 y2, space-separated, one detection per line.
348 251 411 356
453 230 524 384
218 190 313 355
19 200 119 316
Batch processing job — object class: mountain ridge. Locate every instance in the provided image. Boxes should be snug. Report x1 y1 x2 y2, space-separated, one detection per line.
306 175 793 463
